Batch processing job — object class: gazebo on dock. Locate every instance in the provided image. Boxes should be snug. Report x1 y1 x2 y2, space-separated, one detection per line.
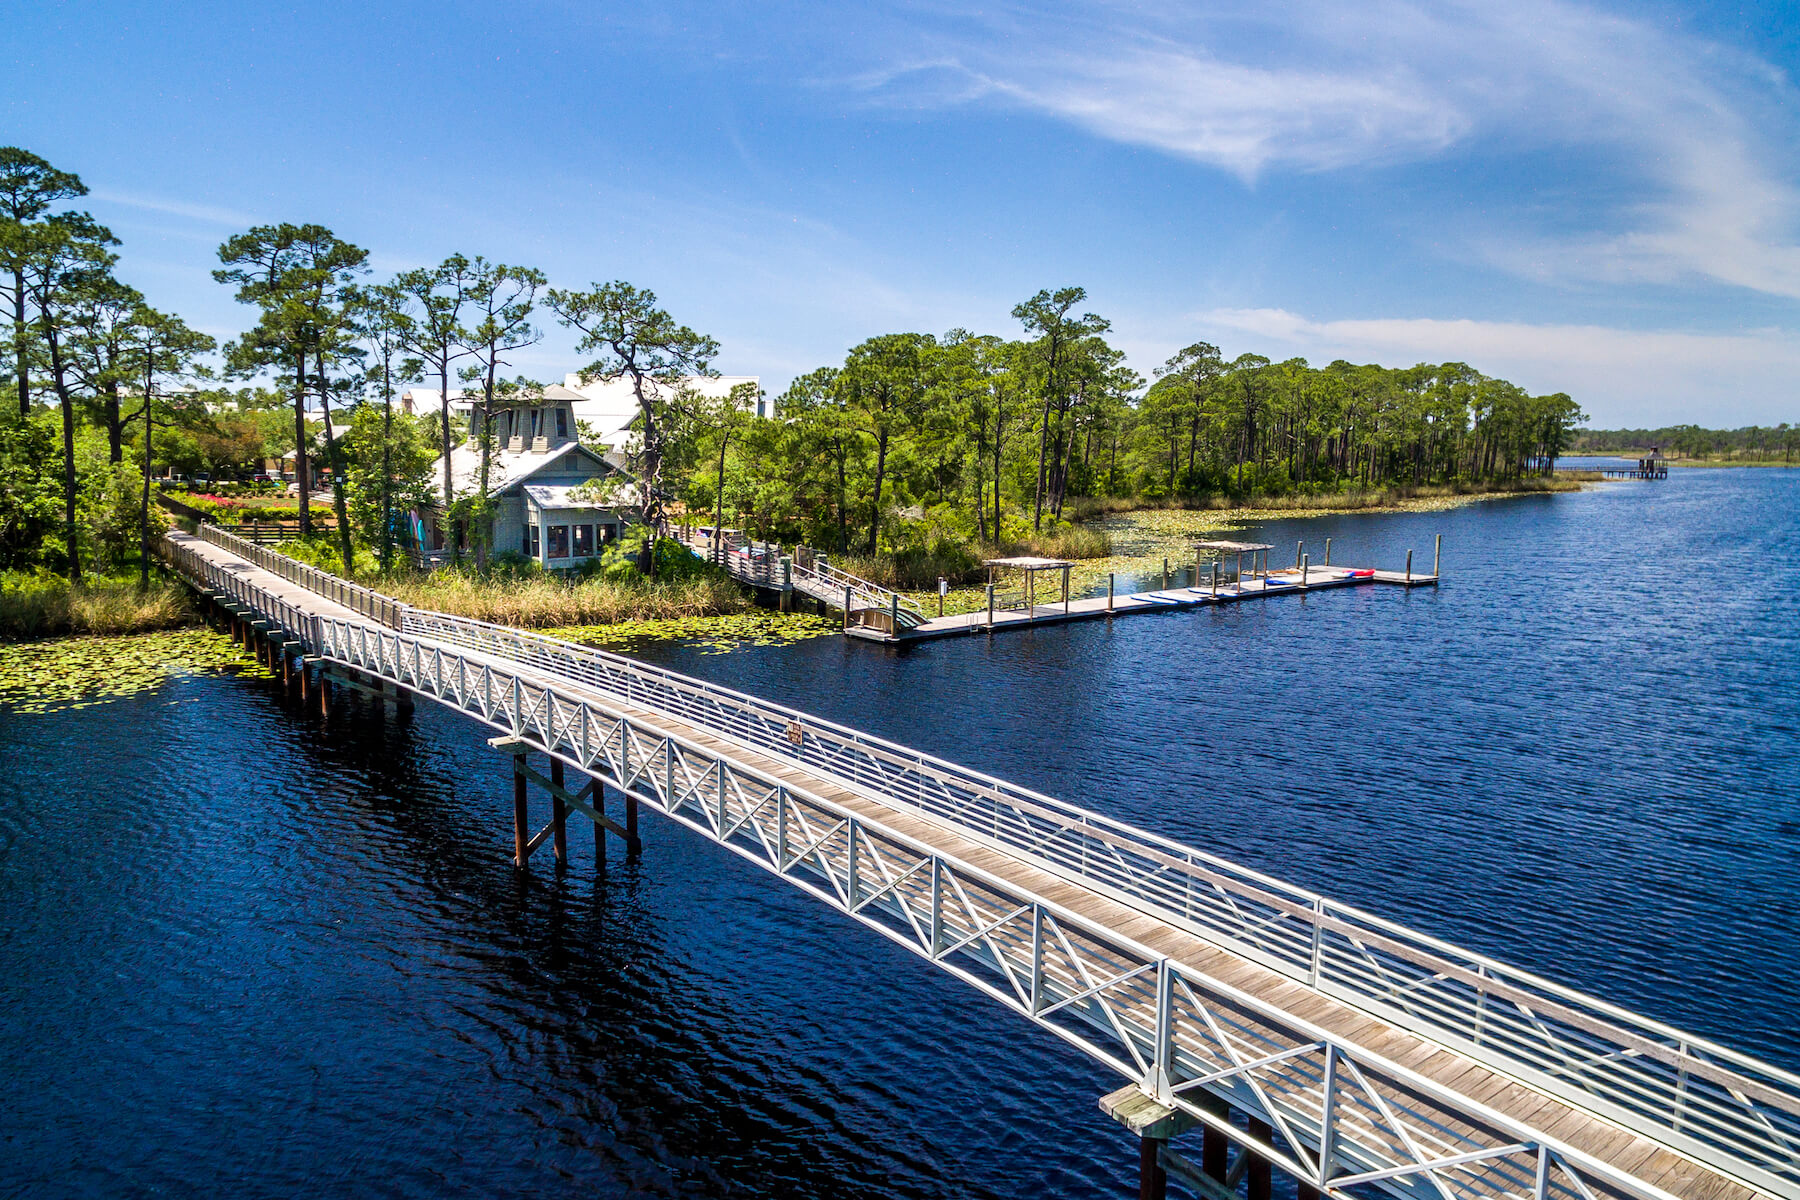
985 556 1075 617
1194 540 1273 595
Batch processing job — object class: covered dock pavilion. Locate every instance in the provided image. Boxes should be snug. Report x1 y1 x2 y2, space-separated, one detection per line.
1193 540 1274 595
984 555 1076 617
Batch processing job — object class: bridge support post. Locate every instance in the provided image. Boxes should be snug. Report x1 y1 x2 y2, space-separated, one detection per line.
1195 1092 1229 1184
1246 1117 1272 1200
317 666 331 718
550 759 569 869
592 780 607 875
512 749 529 868
625 791 640 853
1100 1086 1196 1200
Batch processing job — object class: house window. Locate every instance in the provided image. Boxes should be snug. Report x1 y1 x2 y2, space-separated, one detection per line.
556 407 568 439
432 521 445 551
548 524 570 558
573 524 594 556
525 525 540 558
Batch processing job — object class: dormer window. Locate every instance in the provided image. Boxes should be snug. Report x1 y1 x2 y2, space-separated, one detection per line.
556 406 569 439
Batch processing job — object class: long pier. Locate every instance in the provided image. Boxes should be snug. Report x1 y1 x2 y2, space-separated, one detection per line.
677 526 1440 644
160 525 1799 1200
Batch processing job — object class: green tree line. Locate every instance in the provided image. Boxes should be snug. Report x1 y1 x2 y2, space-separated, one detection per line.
4 144 1598 595
1571 425 1798 461
669 289 1588 561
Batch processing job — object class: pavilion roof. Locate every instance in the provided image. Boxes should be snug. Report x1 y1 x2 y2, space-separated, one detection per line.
984 556 1074 568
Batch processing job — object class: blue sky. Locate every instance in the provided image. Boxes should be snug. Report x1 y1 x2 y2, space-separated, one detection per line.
5 0 1798 425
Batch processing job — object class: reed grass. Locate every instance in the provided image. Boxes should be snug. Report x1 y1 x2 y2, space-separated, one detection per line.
385 571 752 628
0 572 193 641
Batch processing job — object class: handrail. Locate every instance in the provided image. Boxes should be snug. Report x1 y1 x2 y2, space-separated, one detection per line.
165 530 1800 1198
392 607 1800 1190
310 606 1685 1200
196 522 410 629
674 526 922 616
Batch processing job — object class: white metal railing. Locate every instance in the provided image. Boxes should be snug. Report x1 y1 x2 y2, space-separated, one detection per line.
197 522 410 628
673 526 924 622
312 608 1674 1200
164 530 1800 1200
393 608 1800 1197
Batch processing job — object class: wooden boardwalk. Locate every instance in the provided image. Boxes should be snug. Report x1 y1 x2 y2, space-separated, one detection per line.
162 528 1796 1200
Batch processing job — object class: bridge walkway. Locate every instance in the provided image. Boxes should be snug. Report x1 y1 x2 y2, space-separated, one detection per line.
163 529 1791 1200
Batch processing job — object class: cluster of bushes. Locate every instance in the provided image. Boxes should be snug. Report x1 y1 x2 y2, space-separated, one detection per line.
169 492 329 523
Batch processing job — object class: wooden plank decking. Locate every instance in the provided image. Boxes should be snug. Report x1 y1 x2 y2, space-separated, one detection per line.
168 531 1767 1200
881 565 1439 643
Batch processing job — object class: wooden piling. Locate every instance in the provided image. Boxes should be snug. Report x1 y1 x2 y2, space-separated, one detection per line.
550 759 569 868
1324 536 1332 566
1107 573 1115 612
317 670 330 718
1296 540 1304 570
592 779 607 874
1302 553 1309 587
1212 561 1220 597
1406 549 1414 584
1247 1117 1272 1200
512 752 529 868
1162 557 1169 590
986 583 995 630
1434 533 1442 579
1202 1122 1228 1183
1139 1137 1167 1200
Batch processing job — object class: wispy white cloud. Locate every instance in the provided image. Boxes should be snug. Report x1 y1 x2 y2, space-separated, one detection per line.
854 0 1800 298
91 189 260 229
1195 307 1800 425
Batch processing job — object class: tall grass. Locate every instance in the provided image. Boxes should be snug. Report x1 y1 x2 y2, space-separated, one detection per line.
386 571 752 628
0 572 193 641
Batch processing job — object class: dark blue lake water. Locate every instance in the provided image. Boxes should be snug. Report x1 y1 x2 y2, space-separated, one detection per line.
4 468 1797 1198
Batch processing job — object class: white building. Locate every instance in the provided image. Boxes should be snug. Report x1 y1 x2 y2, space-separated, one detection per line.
403 373 764 453
420 385 639 569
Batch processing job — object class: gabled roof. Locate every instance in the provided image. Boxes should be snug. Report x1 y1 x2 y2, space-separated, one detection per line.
428 440 629 506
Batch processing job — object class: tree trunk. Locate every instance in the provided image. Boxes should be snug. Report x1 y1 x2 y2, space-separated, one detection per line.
437 356 456 564
45 323 80 584
379 354 394 573
992 391 1004 544
106 381 123 463
835 441 848 553
1031 399 1050 531
315 351 355 576
139 387 153 592
474 350 497 570
295 355 311 538
867 426 889 555
12 267 26 419
713 428 729 562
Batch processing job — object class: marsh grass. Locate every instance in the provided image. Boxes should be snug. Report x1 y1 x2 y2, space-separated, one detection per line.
385 571 752 628
0 572 193 641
